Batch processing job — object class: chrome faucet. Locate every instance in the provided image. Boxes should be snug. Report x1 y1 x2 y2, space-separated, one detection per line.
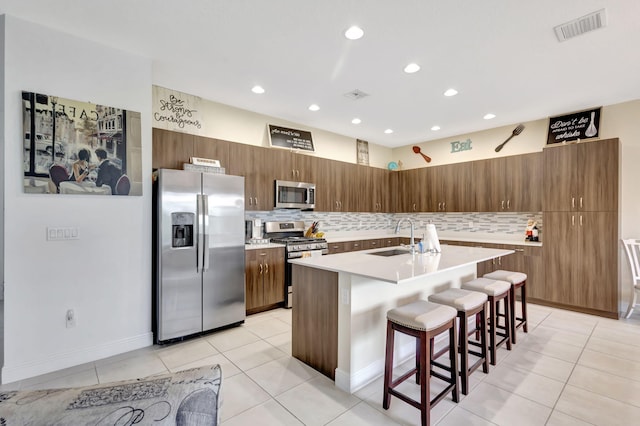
395 218 416 253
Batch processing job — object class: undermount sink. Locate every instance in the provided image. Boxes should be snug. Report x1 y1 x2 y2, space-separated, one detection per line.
368 248 411 257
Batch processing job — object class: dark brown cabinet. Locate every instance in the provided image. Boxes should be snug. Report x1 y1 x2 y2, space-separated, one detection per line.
428 162 476 212
398 168 429 212
245 248 285 314
542 139 619 317
152 128 195 170
475 153 542 212
227 143 293 210
542 211 617 314
543 139 618 212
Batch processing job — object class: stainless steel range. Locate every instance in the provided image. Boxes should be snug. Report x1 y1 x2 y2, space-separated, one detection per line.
265 221 328 308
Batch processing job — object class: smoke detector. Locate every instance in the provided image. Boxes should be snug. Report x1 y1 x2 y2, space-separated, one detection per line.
343 89 370 100
554 9 607 42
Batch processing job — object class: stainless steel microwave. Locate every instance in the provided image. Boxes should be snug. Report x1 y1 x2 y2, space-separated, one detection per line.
275 180 315 210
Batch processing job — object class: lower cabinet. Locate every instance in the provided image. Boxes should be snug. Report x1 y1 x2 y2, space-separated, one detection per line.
328 238 400 254
542 211 617 316
245 248 285 314
442 241 543 299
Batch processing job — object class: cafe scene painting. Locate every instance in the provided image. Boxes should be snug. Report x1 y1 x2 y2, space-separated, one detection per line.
22 91 142 196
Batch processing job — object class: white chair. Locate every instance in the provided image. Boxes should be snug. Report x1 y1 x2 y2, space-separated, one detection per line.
623 239 640 318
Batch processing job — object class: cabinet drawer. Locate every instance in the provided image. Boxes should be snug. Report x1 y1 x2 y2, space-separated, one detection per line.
345 240 363 251
363 239 384 249
328 242 348 254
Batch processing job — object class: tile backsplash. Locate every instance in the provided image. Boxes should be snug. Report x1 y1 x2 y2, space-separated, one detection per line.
246 210 543 237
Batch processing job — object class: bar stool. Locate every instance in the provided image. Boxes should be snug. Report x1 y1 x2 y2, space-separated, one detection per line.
461 278 512 365
484 270 528 344
383 300 459 426
428 288 489 395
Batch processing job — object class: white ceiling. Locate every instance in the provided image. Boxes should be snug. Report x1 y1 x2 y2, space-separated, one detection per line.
2 1 640 148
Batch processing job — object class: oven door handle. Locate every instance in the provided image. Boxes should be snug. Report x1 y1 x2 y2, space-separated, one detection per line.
287 249 325 259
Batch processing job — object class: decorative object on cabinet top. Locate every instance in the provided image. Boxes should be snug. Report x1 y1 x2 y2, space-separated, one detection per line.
494 124 525 152
268 124 314 152
412 146 431 163
547 107 600 145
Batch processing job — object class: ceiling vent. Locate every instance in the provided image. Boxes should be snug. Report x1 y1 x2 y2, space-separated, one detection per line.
343 89 370 100
554 9 607 42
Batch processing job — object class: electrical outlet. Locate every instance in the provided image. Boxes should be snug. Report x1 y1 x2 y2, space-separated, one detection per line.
66 309 76 328
468 221 474 228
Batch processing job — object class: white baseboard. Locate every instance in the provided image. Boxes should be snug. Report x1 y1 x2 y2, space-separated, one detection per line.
1 332 153 384
334 323 461 393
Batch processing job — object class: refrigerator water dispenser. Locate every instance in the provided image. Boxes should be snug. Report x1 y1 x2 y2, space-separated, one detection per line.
171 212 194 247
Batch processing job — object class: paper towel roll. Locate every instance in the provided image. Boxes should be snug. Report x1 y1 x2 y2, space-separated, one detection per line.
425 224 441 253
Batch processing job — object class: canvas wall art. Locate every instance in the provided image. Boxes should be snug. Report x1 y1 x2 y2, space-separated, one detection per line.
22 91 142 196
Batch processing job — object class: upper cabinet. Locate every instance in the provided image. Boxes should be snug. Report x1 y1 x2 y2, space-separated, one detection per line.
154 129 550 214
227 143 292 210
152 128 195 170
543 139 618 212
428 162 476 212
398 168 429 212
475 153 542 212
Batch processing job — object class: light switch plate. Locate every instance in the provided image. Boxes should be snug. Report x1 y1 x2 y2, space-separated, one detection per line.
47 227 80 241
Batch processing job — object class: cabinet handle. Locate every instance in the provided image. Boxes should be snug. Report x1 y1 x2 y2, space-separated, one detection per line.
580 197 583 209
413 203 416 211
501 200 505 210
442 202 446 211
492 259 495 265
297 170 300 178
292 170 296 178
515 248 524 252
580 215 583 226
258 263 263 274
498 257 502 266
249 197 253 206
264 262 269 274
572 197 575 208
507 199 510 210
572 215 575 226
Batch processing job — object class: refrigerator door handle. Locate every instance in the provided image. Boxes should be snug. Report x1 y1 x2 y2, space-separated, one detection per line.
203 194 210 271
197 194 205 272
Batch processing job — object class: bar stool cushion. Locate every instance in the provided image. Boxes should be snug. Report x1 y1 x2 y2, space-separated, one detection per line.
387 300 457 331
483 270 527 285
462 278 511 296
428 288 488 312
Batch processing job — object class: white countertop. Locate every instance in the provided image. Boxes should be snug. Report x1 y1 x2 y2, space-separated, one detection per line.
290 245 513 284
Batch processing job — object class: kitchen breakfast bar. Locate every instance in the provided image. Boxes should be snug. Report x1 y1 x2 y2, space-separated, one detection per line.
289 244 514 393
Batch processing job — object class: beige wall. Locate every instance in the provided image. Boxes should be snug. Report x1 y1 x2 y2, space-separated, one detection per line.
152 86 393 169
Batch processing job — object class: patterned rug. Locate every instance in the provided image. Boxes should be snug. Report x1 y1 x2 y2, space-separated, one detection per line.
0 364 222 425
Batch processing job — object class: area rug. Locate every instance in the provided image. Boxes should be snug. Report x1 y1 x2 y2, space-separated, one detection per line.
0 364 222 425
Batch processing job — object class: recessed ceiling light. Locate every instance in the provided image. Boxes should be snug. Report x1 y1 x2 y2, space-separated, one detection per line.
251 85 265 94
384 129 394 134
345 26 364 40
431 125 441 131
308 104 320 111
404 63 420 74
483 113 496 120
352 118 361 124
444 88 458 97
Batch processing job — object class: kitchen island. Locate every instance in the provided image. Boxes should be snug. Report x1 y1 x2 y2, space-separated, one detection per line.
289 244 514 393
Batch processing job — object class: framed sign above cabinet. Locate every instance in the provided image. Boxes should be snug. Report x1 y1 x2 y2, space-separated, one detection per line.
547 107 601 145
268 124 314 152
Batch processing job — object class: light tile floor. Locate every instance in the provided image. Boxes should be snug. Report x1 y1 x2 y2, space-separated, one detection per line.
4 304 640 425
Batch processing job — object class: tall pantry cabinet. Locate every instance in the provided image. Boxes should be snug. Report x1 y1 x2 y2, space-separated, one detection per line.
542 138 619 317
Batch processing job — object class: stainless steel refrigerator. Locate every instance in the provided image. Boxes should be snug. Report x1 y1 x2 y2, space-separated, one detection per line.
154 168 246 343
